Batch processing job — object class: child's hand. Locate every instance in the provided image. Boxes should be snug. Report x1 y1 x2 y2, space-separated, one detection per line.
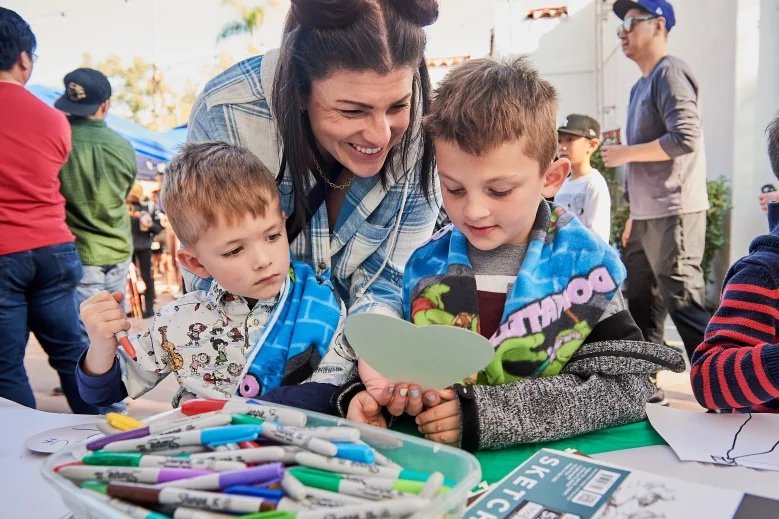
420 387 458 408
415 398 462 445
80 291 130 376
357 359 425 416
346 390 387 428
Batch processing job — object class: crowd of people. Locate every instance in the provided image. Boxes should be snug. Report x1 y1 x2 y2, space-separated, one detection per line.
2 0 779 455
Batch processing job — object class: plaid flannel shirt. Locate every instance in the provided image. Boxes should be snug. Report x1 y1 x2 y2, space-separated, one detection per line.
187 50 441 318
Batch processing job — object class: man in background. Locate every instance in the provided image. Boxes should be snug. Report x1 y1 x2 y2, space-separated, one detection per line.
602 0 710 364
0 8 98 413
55 67 136 312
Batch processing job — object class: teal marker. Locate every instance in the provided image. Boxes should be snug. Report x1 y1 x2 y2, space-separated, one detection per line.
331 442 375 464
81 451 246 471
288 466 450 499
293 451 455 486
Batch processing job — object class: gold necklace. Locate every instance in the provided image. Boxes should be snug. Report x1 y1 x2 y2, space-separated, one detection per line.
312 153 352 190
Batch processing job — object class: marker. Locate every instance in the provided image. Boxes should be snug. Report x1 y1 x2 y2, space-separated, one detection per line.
233 513 295 519
250 497 428 519
156 463 285 490
287 466 417 500
106 412 145 431
286 426 360 443
223 486 285 501
57 465 213 484
88 411 232 450
106 482 277 513
293 451 434 482
181 399 307 427
81 452 246 472
173 508 237 519
82 487 170 519
230 415 337 457
188 447 302 465
100 425 262 453
116 330 138 361
420 471 446 500
332 442 375 464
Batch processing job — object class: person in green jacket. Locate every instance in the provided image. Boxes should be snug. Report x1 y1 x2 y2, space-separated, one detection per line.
56 68 137 312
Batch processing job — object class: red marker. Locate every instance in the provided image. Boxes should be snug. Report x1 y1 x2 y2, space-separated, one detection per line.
116 330 138 361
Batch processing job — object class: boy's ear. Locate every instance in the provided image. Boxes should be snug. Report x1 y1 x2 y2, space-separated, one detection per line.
177 248 211 279
541 158 571 198
589 138 601 153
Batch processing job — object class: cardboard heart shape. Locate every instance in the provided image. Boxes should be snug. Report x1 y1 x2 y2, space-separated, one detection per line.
344 313 494 389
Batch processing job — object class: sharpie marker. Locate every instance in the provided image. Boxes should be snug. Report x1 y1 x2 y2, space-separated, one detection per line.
81 452 246 472
173 508 237 519
288 466 416 500
223 486 285 501
293 451 434 482
189 446 303 464
106 412 144 431
156 463 284 490
181 399 307 427
82 487 169 519
237 497 429 519
106 482 277 513
116 330 138 361
101 425 262 453
88 412 232 450
230 415 337 457
57 465 212 484
286 426 360 443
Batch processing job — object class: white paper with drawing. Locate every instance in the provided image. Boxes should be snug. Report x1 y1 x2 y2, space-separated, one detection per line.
344 313 494 389
646 404 779 470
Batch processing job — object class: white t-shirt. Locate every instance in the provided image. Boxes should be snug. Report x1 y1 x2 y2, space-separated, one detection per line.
554 169 611 242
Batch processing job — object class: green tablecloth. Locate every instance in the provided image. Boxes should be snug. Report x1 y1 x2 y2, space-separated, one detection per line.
393 419 666 484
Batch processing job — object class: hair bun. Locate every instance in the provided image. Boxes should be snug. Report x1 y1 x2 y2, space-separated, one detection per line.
289 0 364 29
391 0 439 27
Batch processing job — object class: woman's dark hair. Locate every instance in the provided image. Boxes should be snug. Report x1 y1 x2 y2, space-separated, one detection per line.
272 0 439 234
0 8 36 71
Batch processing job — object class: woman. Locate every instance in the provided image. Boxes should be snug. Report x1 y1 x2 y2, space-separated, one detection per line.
187 0 441 319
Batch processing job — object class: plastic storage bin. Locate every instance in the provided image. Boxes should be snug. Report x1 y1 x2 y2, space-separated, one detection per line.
42 404 481 518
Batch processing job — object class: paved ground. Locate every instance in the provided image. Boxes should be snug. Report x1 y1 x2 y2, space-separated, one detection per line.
22 285 705 417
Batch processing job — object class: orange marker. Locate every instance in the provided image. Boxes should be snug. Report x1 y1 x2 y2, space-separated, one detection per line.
115 330 138 361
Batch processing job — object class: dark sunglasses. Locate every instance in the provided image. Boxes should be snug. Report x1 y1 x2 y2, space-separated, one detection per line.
616 15 657 35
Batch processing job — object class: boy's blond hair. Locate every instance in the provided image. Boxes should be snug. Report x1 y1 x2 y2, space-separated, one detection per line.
160 142 279 247
425 56 558 172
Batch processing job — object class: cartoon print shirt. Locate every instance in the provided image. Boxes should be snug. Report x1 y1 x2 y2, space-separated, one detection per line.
403 200 626 385
553 169 611 243
119 263 354 406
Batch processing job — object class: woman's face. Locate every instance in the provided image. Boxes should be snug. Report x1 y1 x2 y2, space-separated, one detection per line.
306 67 414 178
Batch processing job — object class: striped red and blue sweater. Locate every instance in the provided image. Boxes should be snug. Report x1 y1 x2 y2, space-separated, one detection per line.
690 203 779 412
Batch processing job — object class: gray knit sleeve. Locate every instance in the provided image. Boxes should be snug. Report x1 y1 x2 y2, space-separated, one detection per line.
457 340 685 451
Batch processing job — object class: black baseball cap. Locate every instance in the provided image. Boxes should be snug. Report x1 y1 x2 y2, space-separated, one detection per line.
54 68 111 117
558 114 601 139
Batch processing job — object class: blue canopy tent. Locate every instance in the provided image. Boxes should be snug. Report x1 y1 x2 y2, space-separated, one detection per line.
28 84 180 180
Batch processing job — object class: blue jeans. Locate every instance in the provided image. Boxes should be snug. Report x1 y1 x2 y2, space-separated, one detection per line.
0 243 99 414
75 258 131 311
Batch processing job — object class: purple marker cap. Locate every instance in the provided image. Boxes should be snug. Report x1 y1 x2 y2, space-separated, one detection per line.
218 463 285 489
87 426 151 451
158 468 213 483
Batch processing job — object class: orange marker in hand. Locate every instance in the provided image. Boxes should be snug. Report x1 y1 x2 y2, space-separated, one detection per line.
115 330 138 361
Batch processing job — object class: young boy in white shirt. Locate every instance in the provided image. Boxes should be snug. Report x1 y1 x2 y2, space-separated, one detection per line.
554 114 612 242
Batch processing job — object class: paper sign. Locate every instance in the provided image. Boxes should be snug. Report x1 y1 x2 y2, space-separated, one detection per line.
646 404 779 471
25 422 103 453
344 313 494 389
